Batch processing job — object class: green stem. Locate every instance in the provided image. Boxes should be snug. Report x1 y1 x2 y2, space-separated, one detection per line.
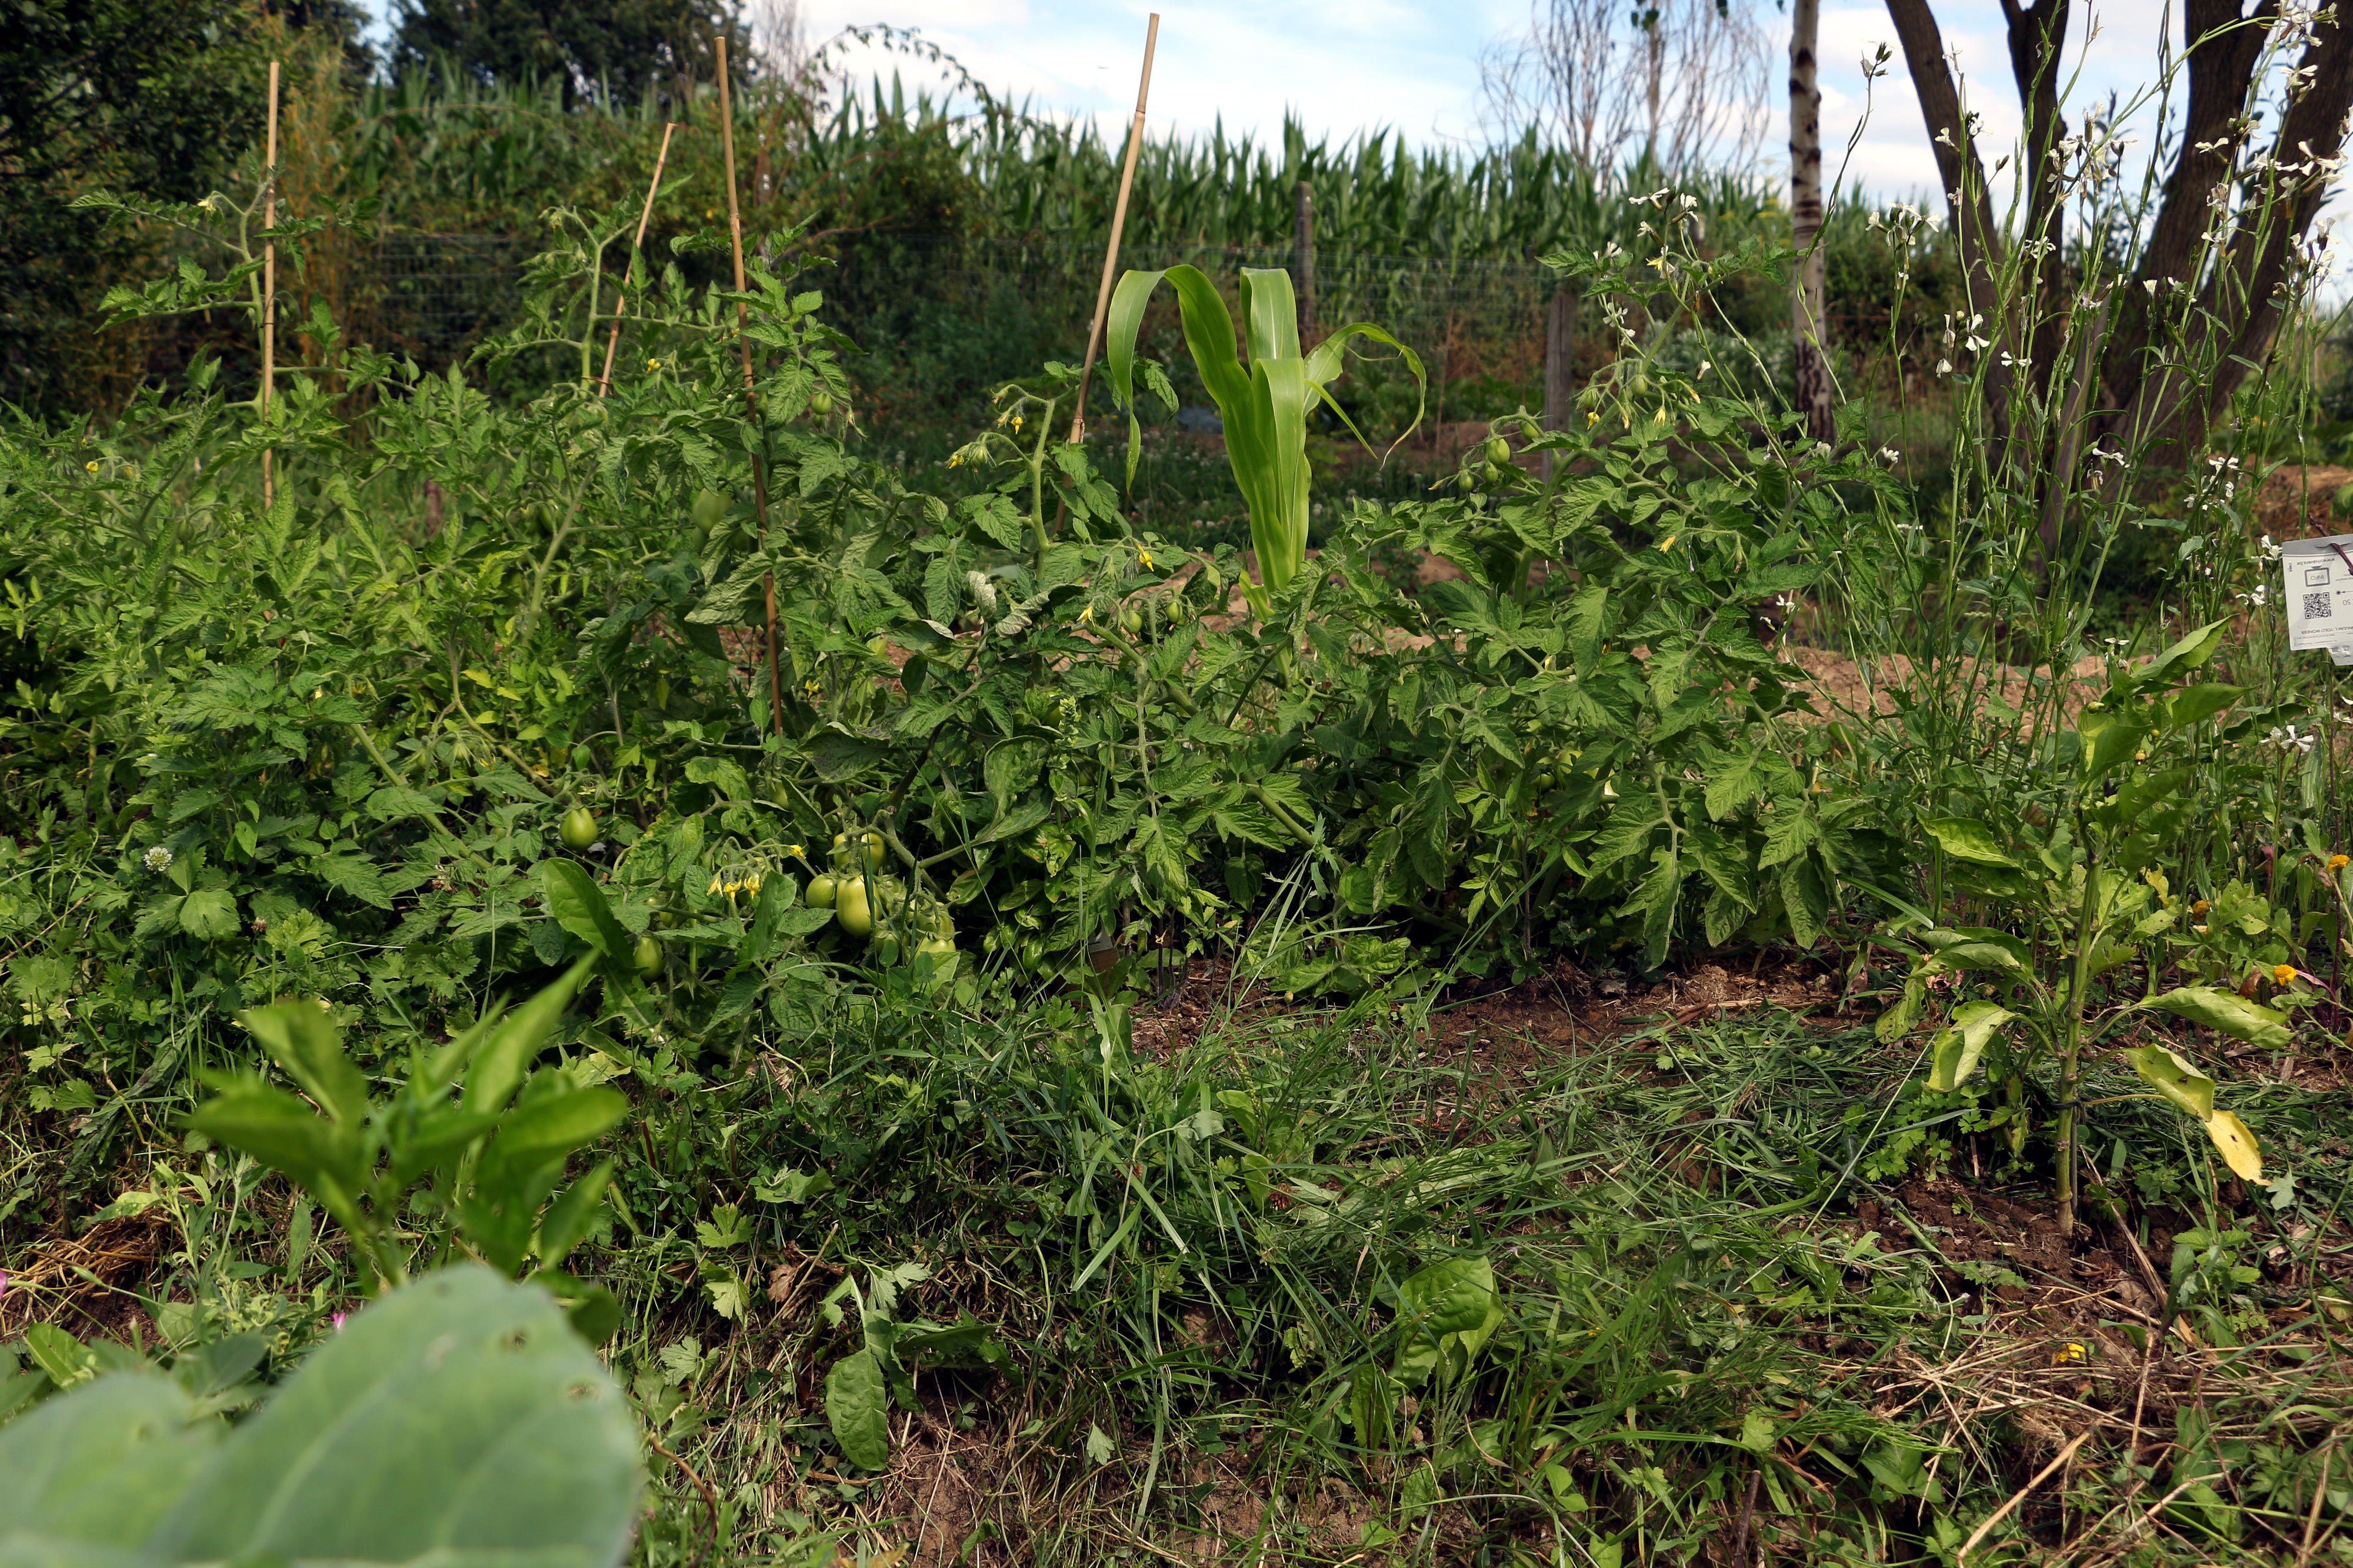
1030 406 1054 580
2057 816 2099 1237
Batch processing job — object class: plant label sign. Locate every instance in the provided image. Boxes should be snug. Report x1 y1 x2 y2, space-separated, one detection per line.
2279 533 2353 662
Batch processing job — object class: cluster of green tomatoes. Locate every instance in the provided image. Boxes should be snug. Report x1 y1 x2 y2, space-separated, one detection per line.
798 830 959 964
556 808 955 979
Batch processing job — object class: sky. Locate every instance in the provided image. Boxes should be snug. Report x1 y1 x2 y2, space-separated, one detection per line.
775 0 2181 201
349 2 2228 206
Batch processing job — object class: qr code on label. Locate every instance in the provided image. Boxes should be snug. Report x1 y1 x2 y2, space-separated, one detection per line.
2307 592 2335 620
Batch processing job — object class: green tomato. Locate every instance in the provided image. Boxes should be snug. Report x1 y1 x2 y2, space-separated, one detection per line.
915 935 956 957
690 489 728 533
831 830 886 874
805 873 838 909
1486 436 1512 466
632 935 664 979
559 807 598 850
836 876 874 938
810 388 833 417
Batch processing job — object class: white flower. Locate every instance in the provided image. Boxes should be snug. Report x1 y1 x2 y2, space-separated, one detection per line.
2269 725 2317 753
1937 358 1954 375
2237 585 2271 606
1879 446 1901 464
144 846 174 873
2257 534 2283 561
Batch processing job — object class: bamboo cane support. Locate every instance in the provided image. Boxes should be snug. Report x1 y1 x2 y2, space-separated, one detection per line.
599 121 679 396
1067 15 1159 444
716 36 786 736
262 59 279 507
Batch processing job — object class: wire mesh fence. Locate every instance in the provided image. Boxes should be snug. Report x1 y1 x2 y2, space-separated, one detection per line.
341 229 1569 388
351 233 534 371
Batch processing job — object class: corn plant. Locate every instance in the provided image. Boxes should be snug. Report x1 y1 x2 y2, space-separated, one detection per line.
1106 263 1422 614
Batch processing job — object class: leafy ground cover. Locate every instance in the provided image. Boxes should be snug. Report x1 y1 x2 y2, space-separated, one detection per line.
3 135 2352 1567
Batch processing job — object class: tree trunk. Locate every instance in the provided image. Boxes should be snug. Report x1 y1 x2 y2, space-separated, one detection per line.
1882 0 2016 466
2096 0 2272 422
2002 0 2071 423
1888 0 2353 481
1789 0 1832 443
2105 4 2353 455
1645 9 1664 166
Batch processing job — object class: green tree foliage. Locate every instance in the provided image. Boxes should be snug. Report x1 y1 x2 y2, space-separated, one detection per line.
387 0 741 109
0 0 259 410
0 1 368 415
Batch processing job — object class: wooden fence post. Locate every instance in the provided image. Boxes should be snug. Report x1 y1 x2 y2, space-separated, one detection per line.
1542 288 1577 478
1294 182 1315 342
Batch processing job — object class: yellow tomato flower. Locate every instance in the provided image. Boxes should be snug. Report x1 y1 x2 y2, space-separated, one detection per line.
2052 1342 2085 1366
2273 963 2298 987
1585 410 1599 428
1139 549 1154 571
2330 853 2350 872
85 461 99 473
707 874 723 895
786 843 806 859
1080 605 1095 624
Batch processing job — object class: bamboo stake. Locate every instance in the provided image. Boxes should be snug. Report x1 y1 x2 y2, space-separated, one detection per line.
599 121 679 396
1067 14 1159 444
261 59 279 508
716 36 785 736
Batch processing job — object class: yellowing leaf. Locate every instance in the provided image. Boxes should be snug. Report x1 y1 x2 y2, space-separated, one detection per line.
1919 818 2017 867
2140 986 2291 1050
2121 1044 2217 1119
2202 1110 2262 1182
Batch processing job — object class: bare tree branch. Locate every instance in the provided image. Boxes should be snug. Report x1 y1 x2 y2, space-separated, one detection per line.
1481 0 1772 176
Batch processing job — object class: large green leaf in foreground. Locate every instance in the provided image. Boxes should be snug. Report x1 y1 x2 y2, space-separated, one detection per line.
0 1267 642 1568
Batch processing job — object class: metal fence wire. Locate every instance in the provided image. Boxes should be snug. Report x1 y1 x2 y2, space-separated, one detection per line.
345 230 1570 384
355 233 534 370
